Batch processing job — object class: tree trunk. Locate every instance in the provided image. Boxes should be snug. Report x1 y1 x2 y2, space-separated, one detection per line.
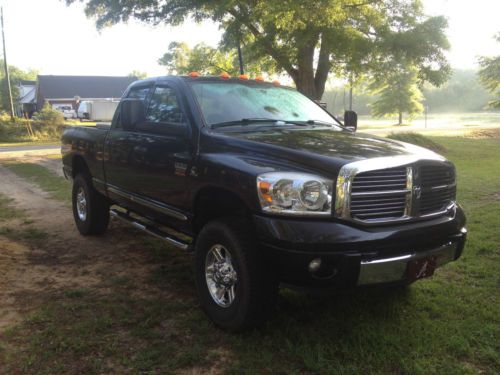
295 68 317 99
292 32 321 100
398 111 403 125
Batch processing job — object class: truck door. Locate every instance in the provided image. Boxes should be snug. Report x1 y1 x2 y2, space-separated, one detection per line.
104 82 193 224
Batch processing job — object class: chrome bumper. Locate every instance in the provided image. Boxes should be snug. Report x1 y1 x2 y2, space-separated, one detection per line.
358 241 458 285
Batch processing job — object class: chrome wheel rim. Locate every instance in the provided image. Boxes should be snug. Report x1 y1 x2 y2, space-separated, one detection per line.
205 244 238 308
76 187 87 221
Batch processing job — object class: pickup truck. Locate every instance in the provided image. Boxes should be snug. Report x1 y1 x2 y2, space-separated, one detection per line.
61 75 467 331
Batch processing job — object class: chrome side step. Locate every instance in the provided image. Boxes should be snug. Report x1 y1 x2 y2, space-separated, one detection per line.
110 209 192 251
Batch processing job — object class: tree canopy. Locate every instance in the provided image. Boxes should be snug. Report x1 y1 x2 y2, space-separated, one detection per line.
478 33 500 109
67 0 450 100
158 42 272 76
128 70 148 80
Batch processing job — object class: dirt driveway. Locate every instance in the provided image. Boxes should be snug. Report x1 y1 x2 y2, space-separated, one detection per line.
0 158 185 334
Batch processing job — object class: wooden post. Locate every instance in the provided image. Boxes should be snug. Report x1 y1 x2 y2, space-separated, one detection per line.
1 7 15 122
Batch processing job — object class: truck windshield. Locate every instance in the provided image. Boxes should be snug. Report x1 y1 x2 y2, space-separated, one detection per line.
190 81 341 129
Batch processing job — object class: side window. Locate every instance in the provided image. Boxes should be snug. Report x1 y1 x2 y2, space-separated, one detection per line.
127 86 151 100
113 86 151 129
146 86 185 125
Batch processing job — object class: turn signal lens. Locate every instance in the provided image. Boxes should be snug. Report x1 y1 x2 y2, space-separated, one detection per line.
258 181 273 203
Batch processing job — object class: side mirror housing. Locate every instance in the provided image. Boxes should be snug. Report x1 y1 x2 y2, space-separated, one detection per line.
344 110 358 132
120 99 146 130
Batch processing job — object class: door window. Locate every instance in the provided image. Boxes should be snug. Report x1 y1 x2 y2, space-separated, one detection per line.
127 86 151 100
113 86 151 129
146 86 185 125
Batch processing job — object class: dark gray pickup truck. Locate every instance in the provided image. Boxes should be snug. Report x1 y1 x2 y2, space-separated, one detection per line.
62 75 467 331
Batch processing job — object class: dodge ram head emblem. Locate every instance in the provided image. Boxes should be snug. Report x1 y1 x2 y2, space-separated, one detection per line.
413 185 422 199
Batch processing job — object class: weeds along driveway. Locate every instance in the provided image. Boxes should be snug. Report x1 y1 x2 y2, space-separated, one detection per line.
0 134 498 374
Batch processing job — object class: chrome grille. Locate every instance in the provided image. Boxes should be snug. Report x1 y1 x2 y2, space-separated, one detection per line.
419 165 456 215
335 156 458 224
350 167 409 221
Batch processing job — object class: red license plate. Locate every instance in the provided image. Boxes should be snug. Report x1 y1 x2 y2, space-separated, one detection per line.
407 256 437 282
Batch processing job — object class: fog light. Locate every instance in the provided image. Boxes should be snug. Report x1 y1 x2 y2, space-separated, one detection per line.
308 258 322 273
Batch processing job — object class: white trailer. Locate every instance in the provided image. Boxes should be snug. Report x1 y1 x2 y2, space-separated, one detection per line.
78 100 120 122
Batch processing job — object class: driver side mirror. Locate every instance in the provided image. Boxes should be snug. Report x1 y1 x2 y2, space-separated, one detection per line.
120 99 146 130
344 110 357 132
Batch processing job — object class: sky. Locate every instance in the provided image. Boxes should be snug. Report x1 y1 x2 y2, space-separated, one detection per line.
3 0 499 77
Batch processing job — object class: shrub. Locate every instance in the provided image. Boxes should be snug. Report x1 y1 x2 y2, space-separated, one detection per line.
387 132 447 154
0 107 64 143
32 103 65 127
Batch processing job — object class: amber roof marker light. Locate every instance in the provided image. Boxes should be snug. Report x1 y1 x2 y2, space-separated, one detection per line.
188 71 200 77
238 74 249 80
255 76 265 82
220 72 231 79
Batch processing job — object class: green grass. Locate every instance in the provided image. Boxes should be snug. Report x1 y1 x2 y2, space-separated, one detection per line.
0 141 59 147
359 111 500 130
387 131 447 153
4 162 70 202
0 136 499 374
0 193 47 246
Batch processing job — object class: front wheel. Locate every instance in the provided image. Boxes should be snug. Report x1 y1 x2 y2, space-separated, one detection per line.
195 218 278 331
72 174 110 235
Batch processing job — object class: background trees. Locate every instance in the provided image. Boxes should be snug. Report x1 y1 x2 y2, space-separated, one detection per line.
369 64 424 125
478 33 500 109
67 0 450 101
0 60 37 113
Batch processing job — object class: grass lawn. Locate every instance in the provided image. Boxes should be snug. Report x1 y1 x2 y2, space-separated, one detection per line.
0 195 47 247
0 141 59 147
358 111 500 129
0 135 499 374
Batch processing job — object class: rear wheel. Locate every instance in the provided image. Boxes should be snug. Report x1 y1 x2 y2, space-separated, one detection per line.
72 174 110 235
195 218 278 331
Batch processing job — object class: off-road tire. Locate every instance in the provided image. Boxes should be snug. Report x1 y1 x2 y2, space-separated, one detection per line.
72 173 110 235
195 218 278 331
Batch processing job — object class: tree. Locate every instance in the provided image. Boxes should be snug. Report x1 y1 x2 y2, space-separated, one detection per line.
369 63 424 125
158 42 268 76
159 42 236 75
128 70 148 80
66 0 450 100
478 33 500 108
0 60 37 113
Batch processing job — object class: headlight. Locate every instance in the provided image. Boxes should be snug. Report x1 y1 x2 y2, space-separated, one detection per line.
257 172 332 216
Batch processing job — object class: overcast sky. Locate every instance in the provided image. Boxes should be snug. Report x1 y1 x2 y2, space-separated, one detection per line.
4 0 499 77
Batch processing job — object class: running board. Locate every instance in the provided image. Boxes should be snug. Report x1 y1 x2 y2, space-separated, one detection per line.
110 209 192 251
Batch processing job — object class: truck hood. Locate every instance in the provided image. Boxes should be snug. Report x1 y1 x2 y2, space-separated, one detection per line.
204 127 442 176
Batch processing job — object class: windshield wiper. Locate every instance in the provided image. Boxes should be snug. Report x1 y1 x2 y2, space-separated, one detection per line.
305 119 338 127
210 118 308 129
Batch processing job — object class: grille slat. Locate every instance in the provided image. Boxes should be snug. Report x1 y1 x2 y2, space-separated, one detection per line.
351 205 406 213
352 183 407 190
351 201 406 209
354 210 406 219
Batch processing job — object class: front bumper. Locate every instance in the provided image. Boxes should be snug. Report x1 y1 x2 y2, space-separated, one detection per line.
358 236 463 285
254 207 467 288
